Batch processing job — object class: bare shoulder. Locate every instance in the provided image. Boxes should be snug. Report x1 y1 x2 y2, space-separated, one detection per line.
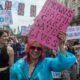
7 46 13 51
7 46 14 55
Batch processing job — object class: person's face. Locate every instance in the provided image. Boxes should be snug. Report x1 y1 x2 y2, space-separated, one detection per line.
29 42 42 60
0 32 8 46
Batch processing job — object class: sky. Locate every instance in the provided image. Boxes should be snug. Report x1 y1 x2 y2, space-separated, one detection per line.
0 0 46 33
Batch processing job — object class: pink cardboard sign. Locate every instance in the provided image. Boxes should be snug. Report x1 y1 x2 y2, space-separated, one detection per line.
29 0 74 50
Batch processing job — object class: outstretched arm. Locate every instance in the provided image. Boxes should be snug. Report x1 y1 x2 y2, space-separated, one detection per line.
49 32 76 72
48 50 76 72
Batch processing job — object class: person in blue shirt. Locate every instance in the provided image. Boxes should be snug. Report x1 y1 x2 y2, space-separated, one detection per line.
10 32 76 80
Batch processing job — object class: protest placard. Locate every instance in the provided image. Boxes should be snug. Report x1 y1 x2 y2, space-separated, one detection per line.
21 26 31 36
66 26 80 40
29 0 74 50
0 10 13 25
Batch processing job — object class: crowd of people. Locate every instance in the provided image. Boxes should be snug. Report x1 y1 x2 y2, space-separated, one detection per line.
0 30 80 80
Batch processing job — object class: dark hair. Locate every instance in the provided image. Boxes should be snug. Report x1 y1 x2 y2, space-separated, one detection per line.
0 30 9 37
4 30 9 34
0 30 4 37
1 46 7 54
0 30 8 58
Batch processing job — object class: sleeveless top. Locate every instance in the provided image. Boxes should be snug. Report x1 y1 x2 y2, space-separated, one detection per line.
0 46 9 68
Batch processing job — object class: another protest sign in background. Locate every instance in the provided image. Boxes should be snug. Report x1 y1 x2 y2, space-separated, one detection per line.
21 26 32 36
0 10 13 25
66 26 80 40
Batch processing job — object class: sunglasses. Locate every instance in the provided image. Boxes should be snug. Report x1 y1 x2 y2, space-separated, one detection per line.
30 46 42 51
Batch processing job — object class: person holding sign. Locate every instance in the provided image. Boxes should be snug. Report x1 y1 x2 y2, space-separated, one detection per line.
10 32 76 80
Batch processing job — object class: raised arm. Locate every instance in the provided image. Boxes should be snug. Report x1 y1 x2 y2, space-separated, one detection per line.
48 32 76 72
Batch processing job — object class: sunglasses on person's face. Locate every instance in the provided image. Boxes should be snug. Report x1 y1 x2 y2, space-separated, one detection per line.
30 46 42 51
